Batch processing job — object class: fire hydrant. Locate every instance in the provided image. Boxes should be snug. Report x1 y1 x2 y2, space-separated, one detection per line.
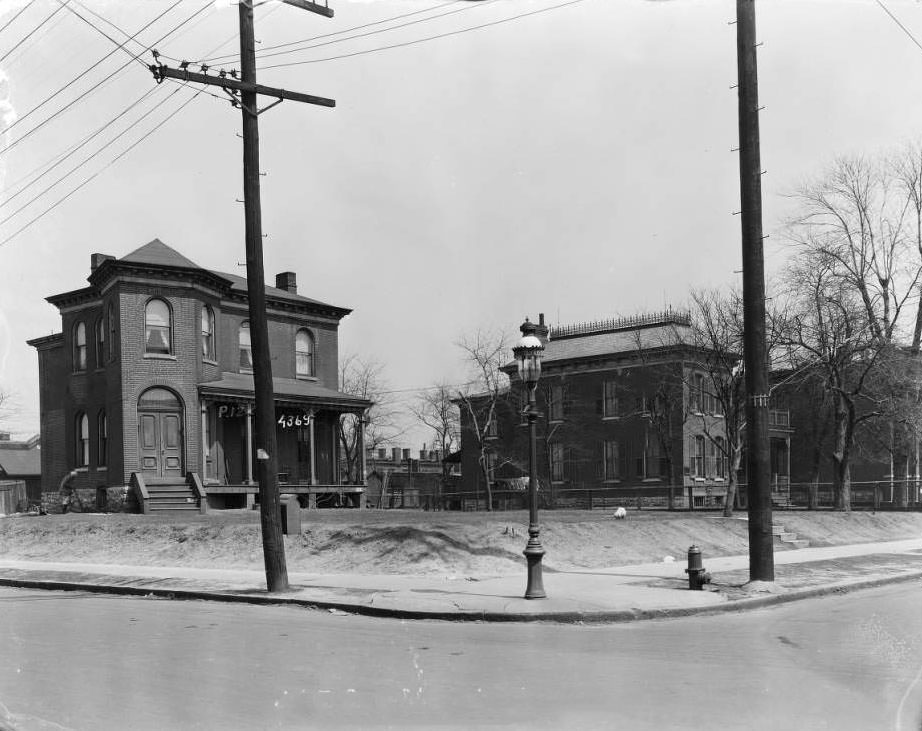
685 545 712 590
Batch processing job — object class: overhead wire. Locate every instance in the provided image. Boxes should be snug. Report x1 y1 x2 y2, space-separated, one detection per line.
0 87 203 247
0 0 70 64
4 0 181 136
0 0 215 159
199 0 470 65
0 0 36 38
259 0 588 69
57 0 231 104
876 0 922 54
0 85 183 226
1 85 162 206
252 0 498 65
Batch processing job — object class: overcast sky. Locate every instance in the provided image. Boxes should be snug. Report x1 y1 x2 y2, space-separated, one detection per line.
2 0 922 447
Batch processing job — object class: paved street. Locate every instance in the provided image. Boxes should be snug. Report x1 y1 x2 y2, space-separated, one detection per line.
1 582 921 730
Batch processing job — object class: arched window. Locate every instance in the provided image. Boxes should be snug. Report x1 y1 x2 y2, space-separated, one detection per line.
138 387 181 410
296 329 315 377
95 317 105 368
73 321 87 371
107 304 117 362
97 411 108 467
145 298 172 355
239 321 252 370
76 412 89 467
202 305 215 360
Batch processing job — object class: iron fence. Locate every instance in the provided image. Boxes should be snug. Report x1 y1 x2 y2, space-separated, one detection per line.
438 479 922 512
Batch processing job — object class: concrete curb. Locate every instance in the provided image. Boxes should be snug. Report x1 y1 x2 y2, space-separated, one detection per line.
0 569 920 623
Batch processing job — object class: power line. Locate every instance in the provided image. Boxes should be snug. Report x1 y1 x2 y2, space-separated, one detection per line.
0 0 36 38
252 0 497 65
0 0 213 159
259 0 588 69
876 0 922 54
1 85 162 207
0 0 71 64
200 0 470 65
0 85 182 226
4 0 181 136
57 0 154 67
0 88 202 248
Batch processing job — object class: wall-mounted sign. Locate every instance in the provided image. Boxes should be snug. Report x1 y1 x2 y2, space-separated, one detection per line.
217 404 248 418
216 404 313 429
277 412 313 429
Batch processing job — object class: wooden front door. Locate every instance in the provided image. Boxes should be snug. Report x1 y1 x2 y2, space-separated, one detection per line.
139 411 184 478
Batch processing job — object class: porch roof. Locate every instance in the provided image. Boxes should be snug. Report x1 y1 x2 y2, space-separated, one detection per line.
199 372 371 411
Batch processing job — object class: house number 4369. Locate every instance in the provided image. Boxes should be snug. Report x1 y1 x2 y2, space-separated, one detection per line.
277 413 312 428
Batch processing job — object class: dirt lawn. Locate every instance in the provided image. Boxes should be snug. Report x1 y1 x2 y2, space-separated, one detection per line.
2 508 921 577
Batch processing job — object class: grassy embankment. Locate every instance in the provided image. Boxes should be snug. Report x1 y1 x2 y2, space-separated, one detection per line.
1 509 920 576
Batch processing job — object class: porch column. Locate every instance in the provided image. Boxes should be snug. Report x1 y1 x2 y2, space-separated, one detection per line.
201 402 207 479
359 411 367 485
785 436 791 482
309 414 316 485
245 403 254 484
332 422 339 484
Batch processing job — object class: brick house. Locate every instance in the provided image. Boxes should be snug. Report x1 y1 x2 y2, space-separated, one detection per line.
28 239 370 511
457 311 792 510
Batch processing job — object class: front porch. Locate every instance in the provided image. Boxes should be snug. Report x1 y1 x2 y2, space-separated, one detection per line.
197 372 372 506
204 482 366 510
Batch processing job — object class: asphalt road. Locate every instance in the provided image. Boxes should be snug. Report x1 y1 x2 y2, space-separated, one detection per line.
1 581 921 731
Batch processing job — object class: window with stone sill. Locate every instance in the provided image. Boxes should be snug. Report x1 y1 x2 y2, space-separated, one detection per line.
145 298 172 355
73 321 87 371
239 320 253 371
296 328 315 377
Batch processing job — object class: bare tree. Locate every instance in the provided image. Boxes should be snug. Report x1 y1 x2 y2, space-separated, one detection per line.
456 329 510 511
688 289 749 517
627 329 686 511
776 250 885 511
788 153 921 346
338 355 404 484
409 382 460 506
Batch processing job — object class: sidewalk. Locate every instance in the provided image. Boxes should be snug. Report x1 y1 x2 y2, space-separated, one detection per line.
0 539 920 622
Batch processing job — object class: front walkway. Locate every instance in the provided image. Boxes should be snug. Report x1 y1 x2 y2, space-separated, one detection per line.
0 539 919 622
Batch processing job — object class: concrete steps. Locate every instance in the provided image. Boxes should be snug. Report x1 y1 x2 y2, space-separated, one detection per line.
147 482 200 513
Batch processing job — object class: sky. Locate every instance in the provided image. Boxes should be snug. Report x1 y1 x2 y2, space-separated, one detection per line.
2 0 922 449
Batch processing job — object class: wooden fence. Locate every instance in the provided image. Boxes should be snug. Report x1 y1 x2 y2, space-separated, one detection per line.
0 480 27 514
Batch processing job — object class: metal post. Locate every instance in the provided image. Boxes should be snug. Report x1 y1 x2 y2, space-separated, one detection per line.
736 0 774 581
524 387 546 599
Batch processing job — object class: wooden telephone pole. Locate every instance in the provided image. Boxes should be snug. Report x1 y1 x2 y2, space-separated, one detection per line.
151 0 335 593
735 0 774 582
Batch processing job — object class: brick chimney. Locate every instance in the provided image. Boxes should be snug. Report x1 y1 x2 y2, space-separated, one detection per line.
535 312 550 343
91 253 115 271
275 271 297 294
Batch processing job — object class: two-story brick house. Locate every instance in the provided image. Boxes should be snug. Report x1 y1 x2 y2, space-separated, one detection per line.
456 311 792 510
28 239 370 511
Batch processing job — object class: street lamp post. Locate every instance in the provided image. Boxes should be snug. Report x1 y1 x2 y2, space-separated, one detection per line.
513 317 546 600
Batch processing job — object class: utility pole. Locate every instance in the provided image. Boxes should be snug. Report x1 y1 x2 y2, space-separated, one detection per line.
150 0 334 593
736 0 774 582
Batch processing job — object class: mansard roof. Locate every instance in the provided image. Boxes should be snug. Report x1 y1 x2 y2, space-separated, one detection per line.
542 321 695 365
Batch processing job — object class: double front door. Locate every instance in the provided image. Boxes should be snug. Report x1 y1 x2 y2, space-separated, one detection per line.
139 411 183 478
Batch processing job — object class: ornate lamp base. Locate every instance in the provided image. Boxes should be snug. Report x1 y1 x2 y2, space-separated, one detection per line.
523 536 546 600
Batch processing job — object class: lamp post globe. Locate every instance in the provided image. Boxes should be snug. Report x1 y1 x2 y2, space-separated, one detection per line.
513 317 546 599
